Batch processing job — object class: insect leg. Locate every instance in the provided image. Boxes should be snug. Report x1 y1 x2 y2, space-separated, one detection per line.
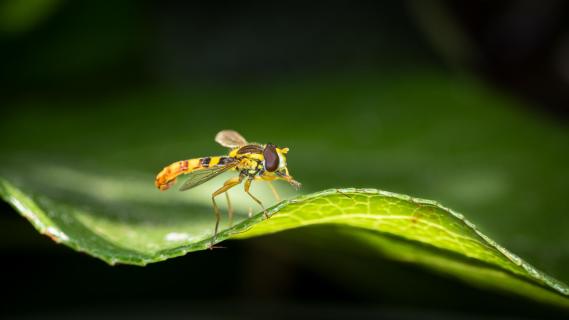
225 192 234 226
211 176 242 248
266 180 281 202
244 178 269 219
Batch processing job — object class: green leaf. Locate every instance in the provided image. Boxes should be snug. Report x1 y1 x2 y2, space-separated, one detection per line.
2 72 569 310
1 177 568 308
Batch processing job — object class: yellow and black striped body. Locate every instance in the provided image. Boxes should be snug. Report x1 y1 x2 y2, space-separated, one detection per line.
155 143 290 191
155 155 235 191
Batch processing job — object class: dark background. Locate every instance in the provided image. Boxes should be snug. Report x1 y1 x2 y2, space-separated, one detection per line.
2 1 569 318
2 1 569 115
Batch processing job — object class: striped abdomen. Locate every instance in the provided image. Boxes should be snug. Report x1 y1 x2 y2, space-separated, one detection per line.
155 156 233 191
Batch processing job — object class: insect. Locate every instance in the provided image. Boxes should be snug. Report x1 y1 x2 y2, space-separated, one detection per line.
155 129 301 247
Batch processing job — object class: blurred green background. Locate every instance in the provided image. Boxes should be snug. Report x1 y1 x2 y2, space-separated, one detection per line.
2 1 569 318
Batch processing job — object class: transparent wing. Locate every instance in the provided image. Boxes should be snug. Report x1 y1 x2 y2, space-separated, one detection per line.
179 161 238 191
215 130 248 148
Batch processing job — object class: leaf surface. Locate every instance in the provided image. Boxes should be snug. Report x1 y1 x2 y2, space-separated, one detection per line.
1 178 568 307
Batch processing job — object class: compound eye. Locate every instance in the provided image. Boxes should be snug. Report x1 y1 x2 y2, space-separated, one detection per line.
263 144 279 172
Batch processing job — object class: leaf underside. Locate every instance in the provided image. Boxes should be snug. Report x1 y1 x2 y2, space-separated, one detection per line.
1 178 568 308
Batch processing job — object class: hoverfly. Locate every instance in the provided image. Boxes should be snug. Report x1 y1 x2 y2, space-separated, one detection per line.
155 130 301 246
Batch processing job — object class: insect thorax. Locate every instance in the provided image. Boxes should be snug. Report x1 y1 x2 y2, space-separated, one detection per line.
229 147 262 175
236 154 263 173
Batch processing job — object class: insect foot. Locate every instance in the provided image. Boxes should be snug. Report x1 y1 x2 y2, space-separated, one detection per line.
207 241 226 250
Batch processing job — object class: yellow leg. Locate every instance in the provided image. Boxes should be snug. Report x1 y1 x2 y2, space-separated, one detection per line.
225 192 234 226
244 178 269 218
266 180 281 202
211 176 242 248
